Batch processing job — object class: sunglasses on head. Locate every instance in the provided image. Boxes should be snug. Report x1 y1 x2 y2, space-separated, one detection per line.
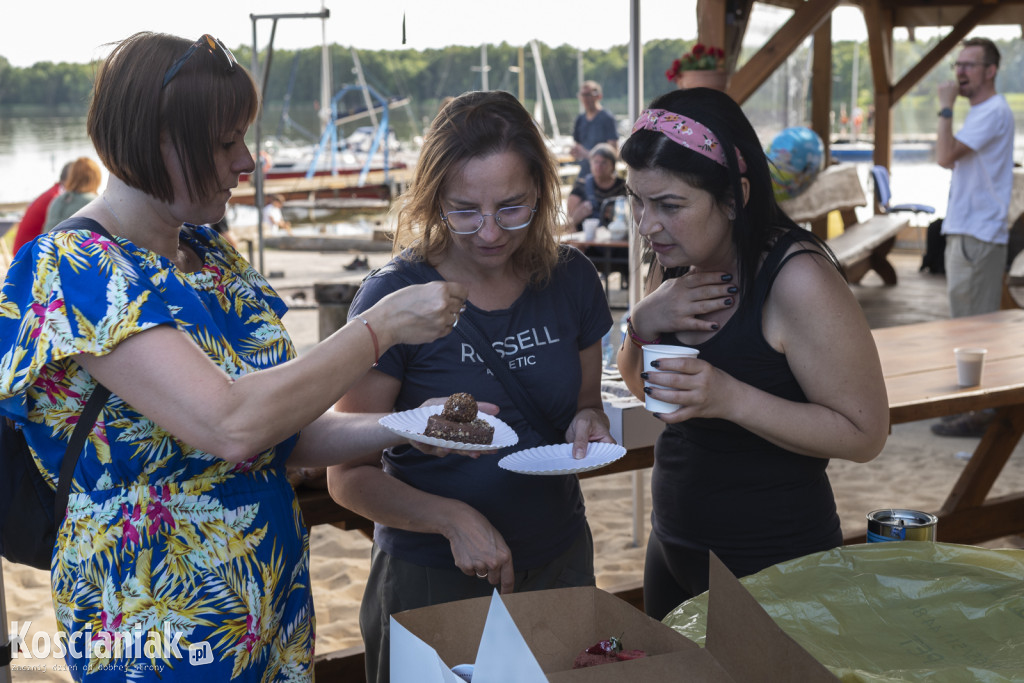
161 34 237 89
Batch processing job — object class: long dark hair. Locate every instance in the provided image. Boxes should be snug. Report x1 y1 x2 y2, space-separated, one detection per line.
620 87 836 299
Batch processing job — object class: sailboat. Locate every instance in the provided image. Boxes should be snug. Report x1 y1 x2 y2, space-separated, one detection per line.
242 47 417 184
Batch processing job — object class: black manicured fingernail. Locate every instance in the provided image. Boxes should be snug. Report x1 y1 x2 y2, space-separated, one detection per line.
710 323 719 330
724 298 733 306
643 386 653 395
651 360 660 368
652 412 663 419
727 286 737 293
721 274 733 281
640 372 650 380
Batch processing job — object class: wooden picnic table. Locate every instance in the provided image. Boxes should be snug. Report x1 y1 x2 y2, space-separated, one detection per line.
561 229 629 298
844 309 1024 545
300 309 1024 677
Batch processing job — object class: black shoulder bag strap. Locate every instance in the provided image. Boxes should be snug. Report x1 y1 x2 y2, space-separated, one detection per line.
373 262 564 444
50 216 116 523
449 314 563 445
53 384 110 523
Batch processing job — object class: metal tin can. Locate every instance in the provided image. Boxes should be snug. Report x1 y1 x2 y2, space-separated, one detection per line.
866 509 938 542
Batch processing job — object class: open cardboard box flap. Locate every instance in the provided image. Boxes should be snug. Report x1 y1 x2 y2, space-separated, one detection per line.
391 552 838 681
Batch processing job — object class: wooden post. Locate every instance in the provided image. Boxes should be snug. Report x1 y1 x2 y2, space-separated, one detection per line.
812 18 833 166
696 0 726 53
314 283 361 341
864 0 894 170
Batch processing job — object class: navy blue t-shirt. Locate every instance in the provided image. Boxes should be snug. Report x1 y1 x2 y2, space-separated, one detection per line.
572 109 618 178
348 246 613 569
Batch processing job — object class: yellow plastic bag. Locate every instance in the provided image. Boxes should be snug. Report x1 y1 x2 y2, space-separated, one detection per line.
664 542 1024 682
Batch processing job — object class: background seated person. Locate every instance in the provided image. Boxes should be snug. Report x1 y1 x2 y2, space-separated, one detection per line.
566 143 626 232
263 193 293 234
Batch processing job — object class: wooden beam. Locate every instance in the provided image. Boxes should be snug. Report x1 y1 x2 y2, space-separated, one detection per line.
696 0 727 53
892 5 996 102
724 0 755 75
864 0 894 168
811 18 833 164
727 0 841 104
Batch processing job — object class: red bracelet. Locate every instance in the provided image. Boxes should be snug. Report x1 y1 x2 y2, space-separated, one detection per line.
355 316 380 366
626 316 661 348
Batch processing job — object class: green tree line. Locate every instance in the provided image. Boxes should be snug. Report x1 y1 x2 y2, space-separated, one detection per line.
2 35 1021 122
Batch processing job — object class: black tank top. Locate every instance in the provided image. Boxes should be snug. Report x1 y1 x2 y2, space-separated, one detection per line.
651 229 843 561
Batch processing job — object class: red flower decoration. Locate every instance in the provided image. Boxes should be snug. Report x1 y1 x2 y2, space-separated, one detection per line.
666 44 725 80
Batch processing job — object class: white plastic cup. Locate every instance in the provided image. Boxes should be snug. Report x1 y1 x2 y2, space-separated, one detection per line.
954 347 987 387
582 217 599 241
641 343 700 412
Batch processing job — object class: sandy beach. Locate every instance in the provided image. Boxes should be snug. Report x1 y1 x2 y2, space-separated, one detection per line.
4 248 1024 681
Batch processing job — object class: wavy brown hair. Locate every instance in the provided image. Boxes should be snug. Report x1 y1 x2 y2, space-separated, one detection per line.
392 90 562 286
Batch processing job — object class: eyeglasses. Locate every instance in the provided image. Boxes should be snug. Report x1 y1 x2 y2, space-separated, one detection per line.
440 204 538 235
162 34 237 89
579 90 598 97
951 61 989 71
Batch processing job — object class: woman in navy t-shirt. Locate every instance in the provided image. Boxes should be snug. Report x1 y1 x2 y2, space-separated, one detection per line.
327 91 614 683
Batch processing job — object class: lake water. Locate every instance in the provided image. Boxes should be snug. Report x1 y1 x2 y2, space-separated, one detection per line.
0 111 978 225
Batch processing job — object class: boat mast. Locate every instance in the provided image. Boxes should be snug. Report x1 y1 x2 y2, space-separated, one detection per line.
529 40 560 139
319 0 332 136
351 48 378 129
472 44 491 91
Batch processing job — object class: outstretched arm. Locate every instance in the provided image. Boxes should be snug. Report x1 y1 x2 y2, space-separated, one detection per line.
75 281 467 462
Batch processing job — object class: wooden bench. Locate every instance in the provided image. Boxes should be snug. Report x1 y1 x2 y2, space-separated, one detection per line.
779 164 908 285
827 214 909 285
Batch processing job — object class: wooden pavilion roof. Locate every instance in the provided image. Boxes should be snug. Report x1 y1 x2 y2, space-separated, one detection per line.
697 0 1024 168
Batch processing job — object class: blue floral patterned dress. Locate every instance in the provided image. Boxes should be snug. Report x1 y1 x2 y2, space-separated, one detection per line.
0 224 313 681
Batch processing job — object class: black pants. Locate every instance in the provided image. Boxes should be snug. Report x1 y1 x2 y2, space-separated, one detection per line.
643 532 712 621
643 530 842 621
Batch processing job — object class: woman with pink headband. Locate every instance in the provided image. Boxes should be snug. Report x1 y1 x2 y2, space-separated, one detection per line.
615 88 889 619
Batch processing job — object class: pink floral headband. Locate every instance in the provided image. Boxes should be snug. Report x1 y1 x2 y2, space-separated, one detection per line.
631 108 747 174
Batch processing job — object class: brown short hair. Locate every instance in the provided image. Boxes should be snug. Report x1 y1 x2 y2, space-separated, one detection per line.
88 32 259 203
963 37 1000 69
392 90 561 286
64 157 102 194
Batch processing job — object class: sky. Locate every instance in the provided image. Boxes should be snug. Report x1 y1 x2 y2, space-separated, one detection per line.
2 0 884 68
4 1 1018 70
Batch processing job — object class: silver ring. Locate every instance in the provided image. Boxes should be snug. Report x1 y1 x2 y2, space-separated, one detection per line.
458 305 467 314
476 571 488 578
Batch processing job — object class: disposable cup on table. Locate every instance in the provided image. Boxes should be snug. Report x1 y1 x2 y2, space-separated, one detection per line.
582 217 599 241
641 343 699 412
954 347 987 387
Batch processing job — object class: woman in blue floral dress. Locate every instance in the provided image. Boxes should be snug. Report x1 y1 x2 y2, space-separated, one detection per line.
0 32 469 681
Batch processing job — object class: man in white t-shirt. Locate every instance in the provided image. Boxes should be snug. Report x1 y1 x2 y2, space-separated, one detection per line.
937 37 1014 318
933 37 1015 438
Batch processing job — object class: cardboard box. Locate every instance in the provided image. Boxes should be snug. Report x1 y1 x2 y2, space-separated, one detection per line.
391 553 838 682
602 395 664 450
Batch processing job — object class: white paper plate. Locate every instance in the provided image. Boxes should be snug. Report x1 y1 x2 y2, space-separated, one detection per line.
498 442 626 475
378 405 518 451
